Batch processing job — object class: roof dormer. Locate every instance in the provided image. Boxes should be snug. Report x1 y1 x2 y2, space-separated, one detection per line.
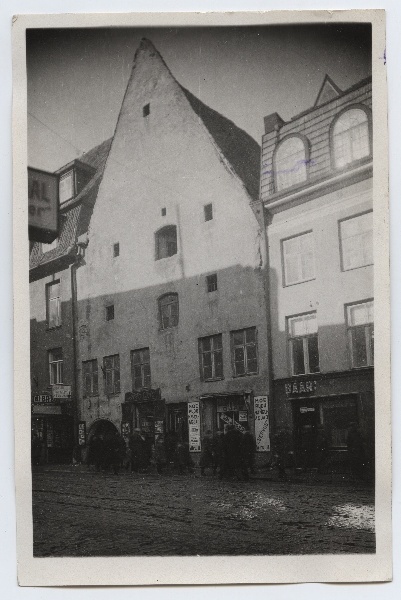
55 159 96 204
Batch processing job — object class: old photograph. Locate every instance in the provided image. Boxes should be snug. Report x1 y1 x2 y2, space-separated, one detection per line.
13 10 391 586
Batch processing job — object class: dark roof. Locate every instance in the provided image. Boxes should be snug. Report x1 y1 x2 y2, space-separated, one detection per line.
29 138 112 273
181 87 261 201
314 74 342 107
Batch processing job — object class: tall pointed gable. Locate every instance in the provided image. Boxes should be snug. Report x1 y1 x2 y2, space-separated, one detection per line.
314 74 342 107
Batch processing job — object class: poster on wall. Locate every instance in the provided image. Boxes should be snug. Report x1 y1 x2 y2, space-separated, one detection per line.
254 396 270 452
188 401 201 452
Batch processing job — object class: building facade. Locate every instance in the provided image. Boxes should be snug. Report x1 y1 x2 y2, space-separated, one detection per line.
73 39 271 459
260 75 374 472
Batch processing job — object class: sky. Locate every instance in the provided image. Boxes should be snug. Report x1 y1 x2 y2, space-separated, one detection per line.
27 24 372 172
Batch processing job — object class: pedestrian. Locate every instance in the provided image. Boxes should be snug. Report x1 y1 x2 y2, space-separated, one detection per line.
241 425 256 475
103 430 125 474
129 428 147 473
199 429 214 476
315 425 328 473
219 425 248 481
347 422 366 480
88 434 104 471
154 435 167 474
272 427 291 481
176 441 194 475
31 433 42 466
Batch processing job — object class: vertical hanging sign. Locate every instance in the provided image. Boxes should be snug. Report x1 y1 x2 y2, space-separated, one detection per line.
254 396 270 452
188 401 201 452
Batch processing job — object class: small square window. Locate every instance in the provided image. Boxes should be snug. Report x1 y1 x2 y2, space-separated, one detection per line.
106 305 114 321
206 274 218 293
143 103 150 117
161 207 166 216
204 203 213 222
113 243 120 257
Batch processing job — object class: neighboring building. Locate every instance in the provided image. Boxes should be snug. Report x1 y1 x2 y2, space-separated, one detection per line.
29 139 112 462
260 75 374 471
74 39 270 458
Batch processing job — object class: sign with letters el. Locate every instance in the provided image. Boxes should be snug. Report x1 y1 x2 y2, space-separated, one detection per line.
254 396 270 452
28 167 59 243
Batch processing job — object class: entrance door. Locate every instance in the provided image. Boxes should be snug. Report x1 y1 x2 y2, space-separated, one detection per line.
294 404 319 468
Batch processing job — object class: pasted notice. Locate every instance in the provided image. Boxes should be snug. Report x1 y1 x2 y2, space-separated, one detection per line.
188 401 201 452
254 395 270 452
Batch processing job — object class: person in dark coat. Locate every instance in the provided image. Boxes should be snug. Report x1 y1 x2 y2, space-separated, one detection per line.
103 430 126 474
88 434 104 471
176 441 194 475
219 425 249 481
129 428 147 473
272 427 291 480
31 433 42 466
315 425 328 473
199 430 214 476
154 435 167 474
241 426 257 475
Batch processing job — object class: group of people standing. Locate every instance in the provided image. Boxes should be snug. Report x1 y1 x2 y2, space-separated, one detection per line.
199 425 256 481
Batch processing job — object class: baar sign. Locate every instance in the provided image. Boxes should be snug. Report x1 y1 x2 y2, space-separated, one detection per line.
28 167 59 243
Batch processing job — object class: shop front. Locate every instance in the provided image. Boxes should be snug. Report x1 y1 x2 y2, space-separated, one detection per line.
121 388 165 447
273 369 374 472
31 394 74 464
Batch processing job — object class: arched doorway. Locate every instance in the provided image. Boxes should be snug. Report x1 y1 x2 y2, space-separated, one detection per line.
87 419 119 443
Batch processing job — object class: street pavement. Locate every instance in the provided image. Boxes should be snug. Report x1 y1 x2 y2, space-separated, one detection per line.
32 465 375 557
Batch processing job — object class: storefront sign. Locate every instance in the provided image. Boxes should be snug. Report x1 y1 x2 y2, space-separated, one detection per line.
28 167 59 243
125 388 161 403
300 407 315 414
188 401 201 452
254 396 270 452
32 405 62 415
77 422 86 446
52 384 72 399
32 393 54 404
284 380 317 397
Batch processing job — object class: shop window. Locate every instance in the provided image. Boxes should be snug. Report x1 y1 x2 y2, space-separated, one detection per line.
231 327 258 376
198 334 223 381
131 348 151 390
106 304 114 321
204 203 213 222
340 211 373 271
321 399 358 449
49 348 63 384
332 107 370 168
59 170 74 203
274 136 308 191
206 273 218 293
158 293 179 329
282 231 315 286
82 359 99 397
47 280 61 328
288 313 320 376
347 300 374 368
155 225 177 259
103 354 120 395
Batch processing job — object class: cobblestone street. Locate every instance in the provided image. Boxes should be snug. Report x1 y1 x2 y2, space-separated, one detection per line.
32 466 375 557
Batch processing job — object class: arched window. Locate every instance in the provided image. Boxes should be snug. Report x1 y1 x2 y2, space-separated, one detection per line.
275 136 308 191
158 293 179 329
332 108 370 168
155 225 177 260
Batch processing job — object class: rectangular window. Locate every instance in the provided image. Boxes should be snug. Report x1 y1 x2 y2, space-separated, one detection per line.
49 348 63 385
161 207 166 217
288 313 320 375
282 232 315 286
106 305 114 321
347 301 374 368
340 212 373 271
206 274 218 293
103 354 120 395
231 327 258 376
113 243 120 257
47 280 61 328
159 294 179 329
198 334 223 381
204 203 213 222
143 103 150 117
131 348 151 390
82 359 99 397
59 170 74 203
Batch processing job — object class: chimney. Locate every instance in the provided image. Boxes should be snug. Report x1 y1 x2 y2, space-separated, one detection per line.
264 112 284 134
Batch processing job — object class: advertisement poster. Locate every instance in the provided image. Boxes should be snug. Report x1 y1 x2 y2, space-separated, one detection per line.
254 396 270 452
188 401 201 452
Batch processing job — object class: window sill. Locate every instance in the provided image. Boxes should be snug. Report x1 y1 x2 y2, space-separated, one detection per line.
283 277 315 288
290 372 320 377
202 377 224 383
233 372 258 378
350 365 374 370
341 262 373 273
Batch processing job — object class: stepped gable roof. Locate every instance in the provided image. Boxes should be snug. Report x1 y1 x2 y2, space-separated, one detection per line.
29 138 112 272
181 87 261 202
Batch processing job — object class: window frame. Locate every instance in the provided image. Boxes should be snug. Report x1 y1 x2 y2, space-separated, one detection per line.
287 312 320 376
281 230 316 287
158 293 179 330
204 203 213 222
198 334 224 382
82 359 99 397
273 134 310 193
346 300 374 369
338 210 373 272
103 354 120 395
48 347 63 385
206 273 218 293
113 242 120 258
105 304 115 321
131 347 151 391
59 169 75 203
330 104 372 171
155 225 178 260
231 327 259 377
46 280 61 329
